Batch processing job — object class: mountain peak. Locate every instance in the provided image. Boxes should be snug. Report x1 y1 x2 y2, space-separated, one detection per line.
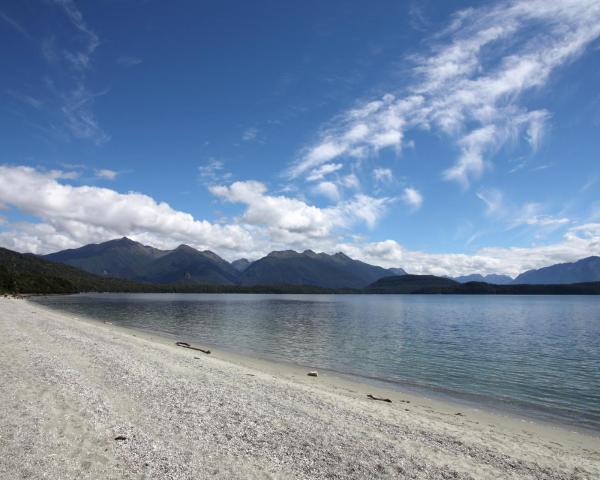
267 250 299 258
174 244 198 254
106 237 138 246
333 252 351 260
201 250 228 264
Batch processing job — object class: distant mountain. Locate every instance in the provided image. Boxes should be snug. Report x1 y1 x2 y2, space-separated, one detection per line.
135 245 239 285
365 274 600 294
454 273 513 284
239 250 396 288
366 275 459 293
42 239 407 288
388 267 408 276
231 258 252 272
43 237 166 278
3 245 600 295
514 256 600 284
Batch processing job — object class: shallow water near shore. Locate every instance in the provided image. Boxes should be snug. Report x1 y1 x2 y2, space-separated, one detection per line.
32 293 600 432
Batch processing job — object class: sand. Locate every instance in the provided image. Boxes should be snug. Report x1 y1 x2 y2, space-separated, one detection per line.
0 296 598 479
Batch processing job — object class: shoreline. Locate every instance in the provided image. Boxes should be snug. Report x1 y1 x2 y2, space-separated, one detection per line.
32 293 600 437
102 318 600 439
2 296 599 479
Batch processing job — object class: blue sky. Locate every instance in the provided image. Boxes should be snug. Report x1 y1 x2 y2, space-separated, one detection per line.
0 0 599 276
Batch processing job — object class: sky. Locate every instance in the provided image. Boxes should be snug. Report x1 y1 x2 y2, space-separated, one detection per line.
0 0 599 277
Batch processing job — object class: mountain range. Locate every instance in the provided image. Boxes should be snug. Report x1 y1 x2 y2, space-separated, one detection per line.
3 245 600 296
513 256 600 284
43 238 406 289
39 238 600 288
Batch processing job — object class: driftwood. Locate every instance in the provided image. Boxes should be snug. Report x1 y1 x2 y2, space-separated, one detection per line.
367 394 392 403
175 341 211 354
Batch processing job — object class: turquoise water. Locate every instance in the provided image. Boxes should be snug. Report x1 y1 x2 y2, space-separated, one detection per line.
33 293 600 432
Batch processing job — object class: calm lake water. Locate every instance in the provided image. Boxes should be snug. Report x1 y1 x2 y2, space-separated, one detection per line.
32 293 600 432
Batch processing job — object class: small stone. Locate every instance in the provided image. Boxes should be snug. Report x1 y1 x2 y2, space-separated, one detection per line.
307 371 318 377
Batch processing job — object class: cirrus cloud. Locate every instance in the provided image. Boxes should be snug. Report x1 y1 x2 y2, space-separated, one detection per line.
290 0 600 187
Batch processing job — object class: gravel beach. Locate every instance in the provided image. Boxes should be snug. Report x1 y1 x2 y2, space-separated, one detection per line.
1 296 598 479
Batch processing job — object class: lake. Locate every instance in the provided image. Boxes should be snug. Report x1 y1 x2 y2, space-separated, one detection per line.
32 293 600 432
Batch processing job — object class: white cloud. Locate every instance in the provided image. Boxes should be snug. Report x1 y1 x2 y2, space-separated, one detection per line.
59 170 80 180
0 165 252 255
41 0 108 145
508 203 570 229
210 180 390 242
290 0 600 187
341 173 360 190
306 163 343 182
401 187 423 210
523 215 570 227
373 168 394 184
291 141 347 177
477 188 571 230
0 165 597 277
94 169 118 180
339 194 391 229
198 159 231 184
338 222 600 277
476 188 504 216
313 181 340 201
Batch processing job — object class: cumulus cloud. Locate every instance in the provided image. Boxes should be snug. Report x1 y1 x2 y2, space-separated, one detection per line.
0 165 597 277
210 180 391 243
338 223 600 277
290 0 600 186
313 181 340 201
0 165 395 258
0 165 252 255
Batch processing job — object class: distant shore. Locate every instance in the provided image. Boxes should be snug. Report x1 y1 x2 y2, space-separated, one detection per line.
1 297 599 479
